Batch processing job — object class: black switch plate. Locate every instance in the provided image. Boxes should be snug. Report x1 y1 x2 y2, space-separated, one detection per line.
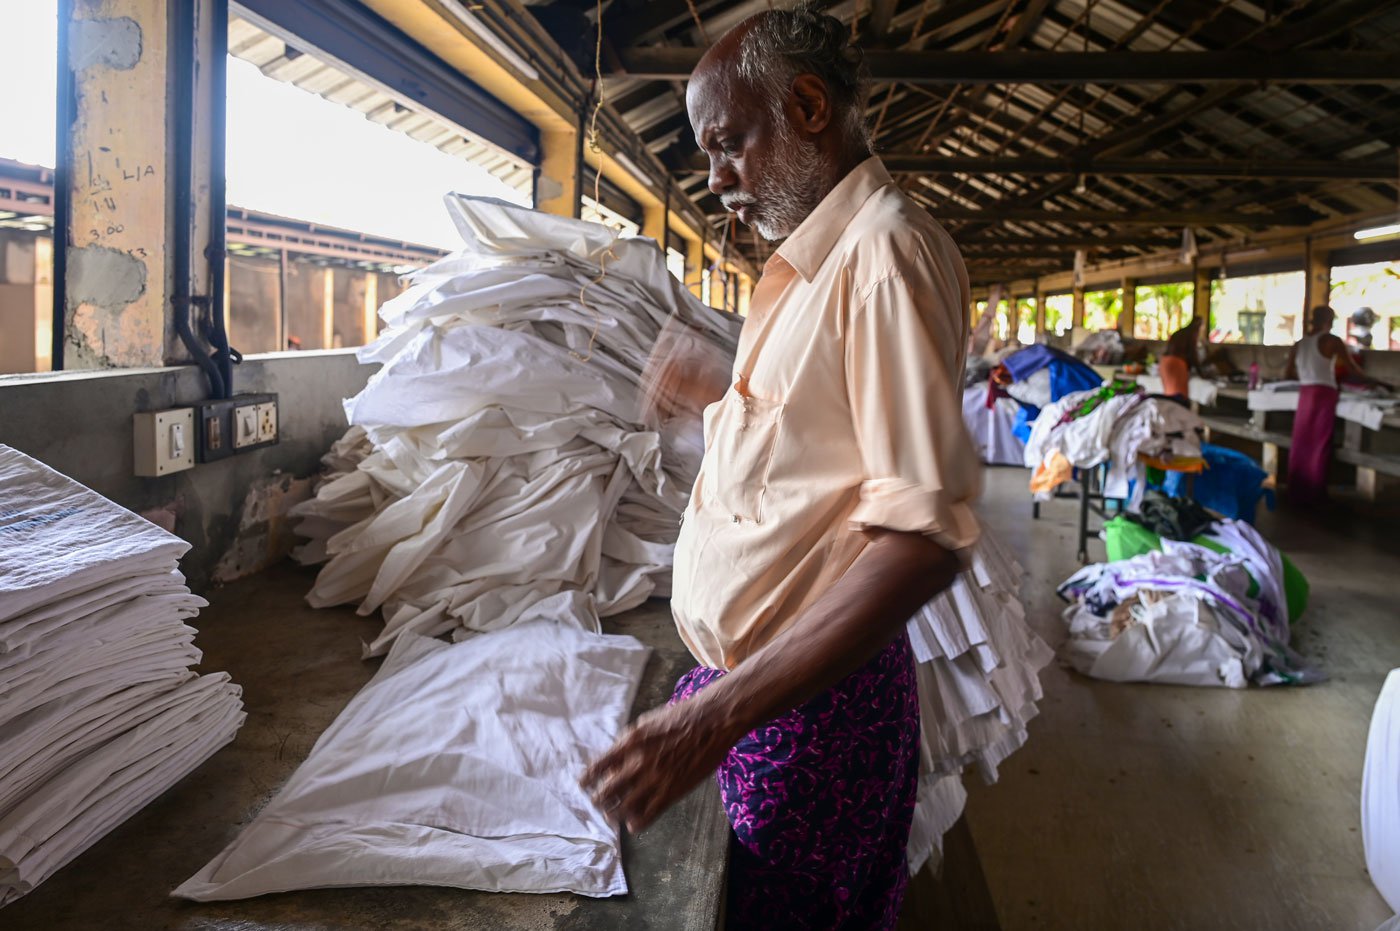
193 399 237 463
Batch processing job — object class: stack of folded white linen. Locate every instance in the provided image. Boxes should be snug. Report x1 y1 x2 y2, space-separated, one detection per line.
904 526 1053 873
0 446 244 906
290 195 742 657
1056 528 1320 688
1024 388 1205 507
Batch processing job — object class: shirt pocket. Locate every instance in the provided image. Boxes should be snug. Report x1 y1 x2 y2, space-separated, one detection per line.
704 382 786 524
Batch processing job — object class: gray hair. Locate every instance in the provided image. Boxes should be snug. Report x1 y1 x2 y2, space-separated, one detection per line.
735 3 873 150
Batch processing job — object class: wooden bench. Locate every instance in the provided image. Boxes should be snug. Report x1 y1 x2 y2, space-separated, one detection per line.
1335 445 1400 500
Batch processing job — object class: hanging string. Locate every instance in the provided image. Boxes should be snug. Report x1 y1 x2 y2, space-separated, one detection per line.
572 0 621 363
685 0 711 45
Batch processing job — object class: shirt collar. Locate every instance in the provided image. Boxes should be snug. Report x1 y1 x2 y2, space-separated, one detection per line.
772 156 892 282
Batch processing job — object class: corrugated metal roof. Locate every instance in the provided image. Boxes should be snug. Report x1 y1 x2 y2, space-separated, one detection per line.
228 15 536 197
558 0 1400 279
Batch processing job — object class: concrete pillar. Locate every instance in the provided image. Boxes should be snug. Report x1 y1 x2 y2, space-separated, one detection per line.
1193 262 1213 328
363 271 379 342
0 234 49 374
63 0 174 368
687 238 705 299
534 128 580 218
642 203 666 244
1304 237 1330 313
321 268 335 350
1119 278 1137 337
1072 287 1085 329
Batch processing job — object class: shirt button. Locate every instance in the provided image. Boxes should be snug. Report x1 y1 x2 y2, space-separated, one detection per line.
732 514 741 523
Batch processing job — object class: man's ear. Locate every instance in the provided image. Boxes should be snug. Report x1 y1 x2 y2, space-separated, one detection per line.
789 74 833 134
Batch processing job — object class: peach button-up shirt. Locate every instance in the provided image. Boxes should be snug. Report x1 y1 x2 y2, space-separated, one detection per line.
671 157 982 671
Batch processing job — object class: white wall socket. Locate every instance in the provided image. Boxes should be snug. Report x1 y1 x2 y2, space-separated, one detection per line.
233 403 260 449
254 400 278 444
134 408 196 477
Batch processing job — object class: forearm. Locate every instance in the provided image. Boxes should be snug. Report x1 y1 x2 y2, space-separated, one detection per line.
693 529 961 745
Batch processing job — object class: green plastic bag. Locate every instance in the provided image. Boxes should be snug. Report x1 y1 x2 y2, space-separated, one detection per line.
1101 516 1309 623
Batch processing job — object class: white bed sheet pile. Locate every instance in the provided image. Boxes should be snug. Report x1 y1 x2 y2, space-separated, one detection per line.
0 446 244 906
961 385 1025 466
174 616 650 901
290 196 741 656
1056 534 1320 689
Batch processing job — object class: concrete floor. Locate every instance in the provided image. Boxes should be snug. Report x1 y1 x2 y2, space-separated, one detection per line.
967 467 1397 931
3 467 1396 929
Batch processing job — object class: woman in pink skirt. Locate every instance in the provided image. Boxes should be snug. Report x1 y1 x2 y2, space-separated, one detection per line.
1285 305 1367 505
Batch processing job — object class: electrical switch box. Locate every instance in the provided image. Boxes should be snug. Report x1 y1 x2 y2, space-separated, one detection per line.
254 399 278 445
193 398 237 463
201 392 279 456
134 408 196 477
234 402 260 449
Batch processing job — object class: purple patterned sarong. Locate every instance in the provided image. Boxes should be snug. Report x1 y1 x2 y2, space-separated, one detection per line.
671 635 921 930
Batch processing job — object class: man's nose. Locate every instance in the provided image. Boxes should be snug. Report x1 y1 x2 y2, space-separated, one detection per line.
708 159 737 197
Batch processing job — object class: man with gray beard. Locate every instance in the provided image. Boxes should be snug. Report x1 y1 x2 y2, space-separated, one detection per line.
583 5 979 927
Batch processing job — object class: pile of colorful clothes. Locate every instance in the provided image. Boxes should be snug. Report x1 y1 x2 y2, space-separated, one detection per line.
987 345 1104 443
1057 507 1318 689
1024 384 1205 509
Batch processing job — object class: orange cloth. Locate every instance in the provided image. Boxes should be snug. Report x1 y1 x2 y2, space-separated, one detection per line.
671 158 980 671
1029 451 1073 495
1159 355 1190 398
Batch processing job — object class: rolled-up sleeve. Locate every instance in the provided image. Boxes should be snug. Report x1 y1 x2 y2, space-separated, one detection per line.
845 269 982 553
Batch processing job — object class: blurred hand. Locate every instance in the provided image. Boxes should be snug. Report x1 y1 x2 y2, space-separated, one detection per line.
640 318 732 429
581 694 735 833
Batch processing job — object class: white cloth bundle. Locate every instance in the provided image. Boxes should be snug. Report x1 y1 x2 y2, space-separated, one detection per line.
1364 669 1400 917
0 446 243 906
291 196 741 657
961 385 1025 466
175 617 650 901
903 528 1052 873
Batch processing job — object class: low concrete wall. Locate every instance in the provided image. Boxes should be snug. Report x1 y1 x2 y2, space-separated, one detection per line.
0 350 376 591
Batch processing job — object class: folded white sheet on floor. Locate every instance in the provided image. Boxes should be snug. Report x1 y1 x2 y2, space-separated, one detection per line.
174 617 650 901
1364 669 1400 916
0 445 244 907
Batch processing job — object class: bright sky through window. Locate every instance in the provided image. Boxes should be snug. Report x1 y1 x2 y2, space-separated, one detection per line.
0 2 58 168
0 1 528 251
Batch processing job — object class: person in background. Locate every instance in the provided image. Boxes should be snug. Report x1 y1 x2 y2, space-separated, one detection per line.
1285 305 1368 504
1159 316 1203 400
